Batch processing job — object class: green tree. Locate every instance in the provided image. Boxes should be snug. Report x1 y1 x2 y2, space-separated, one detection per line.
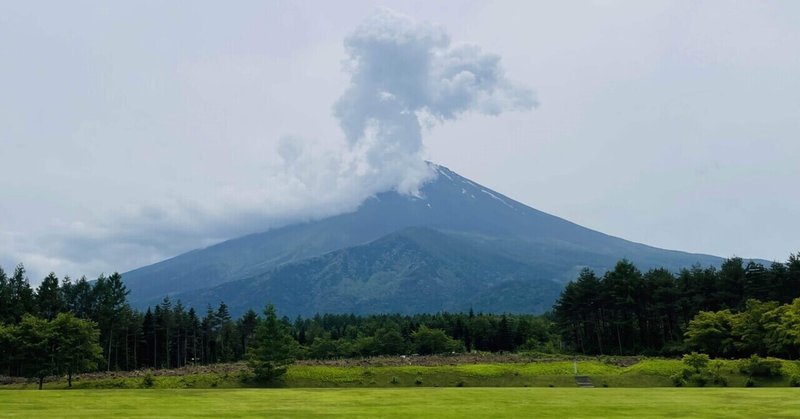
0 266 11 323
0 322 16 376
682 352 710 372
247 304 297 382
36 272 64 320
15 315 55 389
52 313 102 387
374 326 408 355
731 299 778 356
238 309 259 353
684 310 735 357
93 272 129 371
412 326 462 355
9 264 35 322
763 298 800 358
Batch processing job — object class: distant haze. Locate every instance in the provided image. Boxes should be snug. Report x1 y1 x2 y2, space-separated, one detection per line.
1 1 798 282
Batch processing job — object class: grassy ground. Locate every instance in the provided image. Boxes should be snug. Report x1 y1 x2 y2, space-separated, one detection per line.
0 388 798 418
3 358 799 389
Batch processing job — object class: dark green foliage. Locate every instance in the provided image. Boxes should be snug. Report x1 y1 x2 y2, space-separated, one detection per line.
6 265 35 324
1 313 100 389
13 315 54 389
738 355 783 378
412 326 462 355
684 298 800 359
51 313 102 387
671 353 727 387
141 373 155 388
247 305 297 382
35 273 63 320
554 254 800 356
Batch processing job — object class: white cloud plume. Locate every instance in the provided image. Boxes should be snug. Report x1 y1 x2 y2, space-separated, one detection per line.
3 9 535 282
335 8 536 194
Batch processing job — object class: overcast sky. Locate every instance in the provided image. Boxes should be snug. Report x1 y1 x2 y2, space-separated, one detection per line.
2 1 799 283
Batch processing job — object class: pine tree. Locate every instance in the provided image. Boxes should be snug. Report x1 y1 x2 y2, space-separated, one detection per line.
247 304 296 382
9 264 35 322
0 266 10 323
36 273 63 320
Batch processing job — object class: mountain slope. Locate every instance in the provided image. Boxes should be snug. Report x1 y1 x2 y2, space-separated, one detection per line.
167 227 565 317
123 164 724 312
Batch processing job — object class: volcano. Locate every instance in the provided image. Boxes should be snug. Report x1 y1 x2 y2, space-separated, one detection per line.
123 164 722 316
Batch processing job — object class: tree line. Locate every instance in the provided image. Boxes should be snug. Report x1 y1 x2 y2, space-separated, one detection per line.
552 254 800 355
0 263 559 380
4 252 799 385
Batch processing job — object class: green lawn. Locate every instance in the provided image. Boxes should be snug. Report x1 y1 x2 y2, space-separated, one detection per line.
0 388 798 418
5 358 799 389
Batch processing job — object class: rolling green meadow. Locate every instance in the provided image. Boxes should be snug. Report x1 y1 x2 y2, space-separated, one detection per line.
1 388 799 418
3 358 800 418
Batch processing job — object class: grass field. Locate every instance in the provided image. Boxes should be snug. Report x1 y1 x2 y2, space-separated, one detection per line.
0 388 798 418
4 357 800 389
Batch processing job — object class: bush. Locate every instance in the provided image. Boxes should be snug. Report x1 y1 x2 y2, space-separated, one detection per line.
689 373 707 387
789 375 800 387
670 372 686 387
140 373 155 388
739 355 783 378
682 352 710 372
745 377 755 387
708 360 727 386
237 369 255 383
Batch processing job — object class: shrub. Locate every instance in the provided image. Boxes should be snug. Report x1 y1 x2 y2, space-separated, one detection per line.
237 369 255 383
745 378 755 387
414 378 423 386
390 376 399 385
671 372 686 387
739 355 783 378
789 375 800 387
141 373 155 389
689 373 707 387
682 352 710 372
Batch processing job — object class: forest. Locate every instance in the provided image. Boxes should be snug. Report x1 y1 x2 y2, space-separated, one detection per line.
0 263 557 384
553 255 800 356
1 253 799 386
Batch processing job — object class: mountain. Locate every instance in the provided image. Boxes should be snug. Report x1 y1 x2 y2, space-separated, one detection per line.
170 227 565 317
123 164 724 316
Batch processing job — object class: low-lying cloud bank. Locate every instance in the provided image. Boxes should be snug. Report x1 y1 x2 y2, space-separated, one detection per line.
3 9 535 282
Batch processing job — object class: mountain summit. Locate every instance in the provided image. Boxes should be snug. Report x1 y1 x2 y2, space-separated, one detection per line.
123 164 722 316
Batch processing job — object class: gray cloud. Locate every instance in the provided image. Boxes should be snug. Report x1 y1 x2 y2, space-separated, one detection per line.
1 8 534 282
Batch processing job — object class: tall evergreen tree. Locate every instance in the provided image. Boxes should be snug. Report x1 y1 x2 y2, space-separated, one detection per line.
247 304 296 382
8 264 35 322
36 273 63 320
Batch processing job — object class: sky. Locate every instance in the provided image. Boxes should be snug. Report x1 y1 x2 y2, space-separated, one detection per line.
1 1 799 283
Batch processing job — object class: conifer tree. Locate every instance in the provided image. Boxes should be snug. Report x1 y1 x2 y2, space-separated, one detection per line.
247 304 296 382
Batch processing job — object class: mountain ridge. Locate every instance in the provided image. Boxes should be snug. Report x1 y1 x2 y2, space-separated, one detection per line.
123 164 729 315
